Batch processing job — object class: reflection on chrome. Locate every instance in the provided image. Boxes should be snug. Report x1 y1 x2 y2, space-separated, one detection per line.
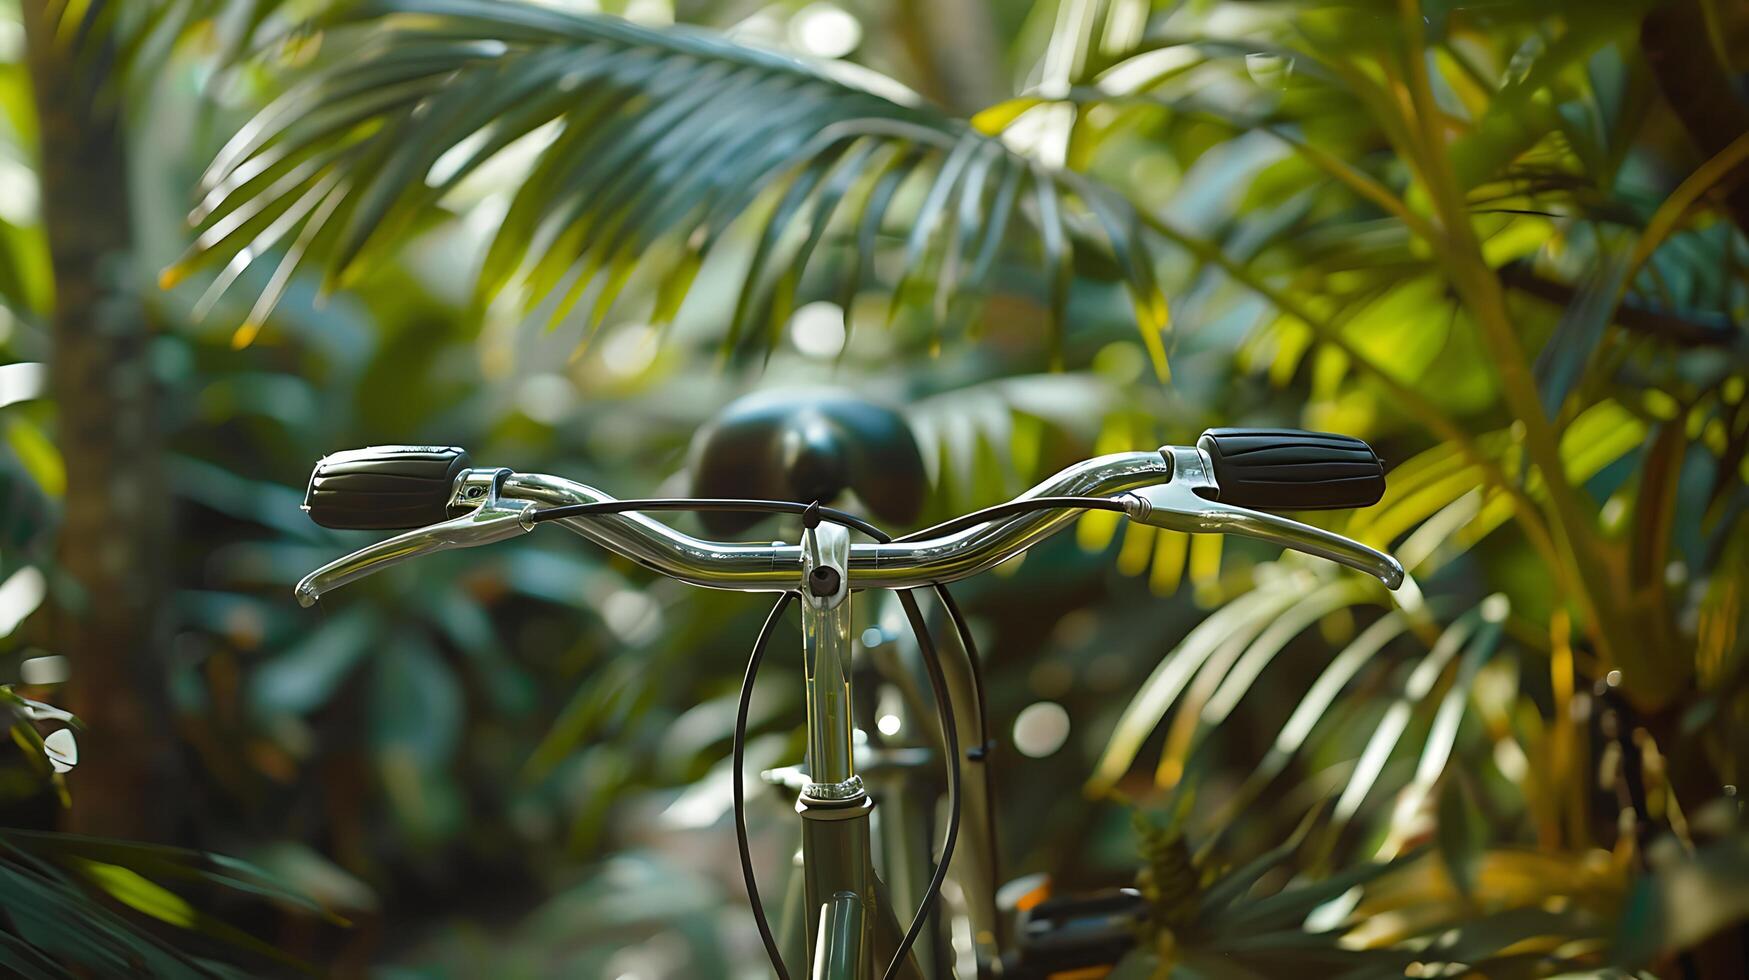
296 445 1403 604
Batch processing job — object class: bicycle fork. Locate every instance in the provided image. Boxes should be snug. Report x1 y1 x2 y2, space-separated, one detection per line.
794 522 923 980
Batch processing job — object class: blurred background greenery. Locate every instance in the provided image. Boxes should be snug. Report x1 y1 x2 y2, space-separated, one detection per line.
1 0 1747 976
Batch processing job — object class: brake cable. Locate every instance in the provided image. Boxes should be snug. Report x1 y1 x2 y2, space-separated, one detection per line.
889 586 961 980
894 495 1129 542
932 585 1002 924
730 581 965 980
524 497 887 538
792 503 961 980
528 490 1031 907
528 494 1114 977
734 589 799 980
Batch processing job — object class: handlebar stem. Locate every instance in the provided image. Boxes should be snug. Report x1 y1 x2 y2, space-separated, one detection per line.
801 522 862 801
492 451 1171 592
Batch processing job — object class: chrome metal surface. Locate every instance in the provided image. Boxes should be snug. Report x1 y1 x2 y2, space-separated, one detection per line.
295 444 1402 602
290 439 1402 979
448 467 504 514
297 453 1166 602
804 773 867 802
507 451 1169 591
803 522 859 798
294 469 532 607
1120 446 1406 589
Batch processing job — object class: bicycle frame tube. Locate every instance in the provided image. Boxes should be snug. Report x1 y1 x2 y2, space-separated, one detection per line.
866 590 996 977
285 436 1407 978
796 523 925 980
815 892 865 980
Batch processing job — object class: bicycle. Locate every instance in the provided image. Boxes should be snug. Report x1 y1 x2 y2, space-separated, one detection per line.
293 399 1401 980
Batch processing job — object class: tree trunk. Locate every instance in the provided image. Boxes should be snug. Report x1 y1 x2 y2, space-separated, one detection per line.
21 0 178 840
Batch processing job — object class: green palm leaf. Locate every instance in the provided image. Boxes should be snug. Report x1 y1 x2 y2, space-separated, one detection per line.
170 0 1172 365
51 0 306 86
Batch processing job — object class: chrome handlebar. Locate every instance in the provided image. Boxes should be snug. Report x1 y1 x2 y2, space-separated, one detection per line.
293 447 1404 607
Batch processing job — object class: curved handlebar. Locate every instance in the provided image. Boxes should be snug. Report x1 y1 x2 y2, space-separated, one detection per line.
293 445 1404 607
296 451 1171 604
506 450 1170 590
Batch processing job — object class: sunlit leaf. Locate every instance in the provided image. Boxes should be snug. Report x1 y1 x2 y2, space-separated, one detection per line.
1089 573 1317 794
180 1 1171 360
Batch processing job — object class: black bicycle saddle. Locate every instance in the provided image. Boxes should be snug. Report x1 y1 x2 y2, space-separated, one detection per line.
690 388 927 535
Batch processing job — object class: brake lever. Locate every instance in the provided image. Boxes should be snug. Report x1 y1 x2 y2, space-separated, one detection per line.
293 469 535 607
1119 447 1405 590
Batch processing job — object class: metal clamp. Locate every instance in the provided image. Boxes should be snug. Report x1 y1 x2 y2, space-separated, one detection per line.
1119 446 1405 589
800 521 861 802
294 468 533 607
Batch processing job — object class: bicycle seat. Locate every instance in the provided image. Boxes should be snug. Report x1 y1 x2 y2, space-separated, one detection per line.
689 388 927 535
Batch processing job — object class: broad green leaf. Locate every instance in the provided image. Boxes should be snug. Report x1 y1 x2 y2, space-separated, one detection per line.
248 604 377 717
71 860 306 971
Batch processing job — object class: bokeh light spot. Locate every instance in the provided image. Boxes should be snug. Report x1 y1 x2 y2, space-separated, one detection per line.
790 3 861 59
0 567 46 638
516 373 574 424
601 323 660 377
1013 701 1070 758
790 301 847 358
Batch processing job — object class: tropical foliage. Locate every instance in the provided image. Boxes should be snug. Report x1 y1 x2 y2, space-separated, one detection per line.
0 0 1746 976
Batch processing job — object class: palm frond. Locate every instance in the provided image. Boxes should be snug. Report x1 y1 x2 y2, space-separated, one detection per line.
0 830 325 978
3 688 329 977
50 0 309 87
901 371 1141 518
1127 802 1622 979
171 0 1172 366
1028 3 1747 431
1087 571 1320 794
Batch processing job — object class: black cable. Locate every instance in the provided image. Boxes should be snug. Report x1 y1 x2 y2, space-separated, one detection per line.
933 586 992 764
894 495 1129 543
888 588 961 980
526 497 888 541
933 585 1002 922
531 494 1126 550
734 590 799 980
532 494 985 975
894 490 1114 927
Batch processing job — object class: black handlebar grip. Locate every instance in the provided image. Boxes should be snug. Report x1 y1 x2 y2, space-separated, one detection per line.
304 446 471 530
1195 428 1385 511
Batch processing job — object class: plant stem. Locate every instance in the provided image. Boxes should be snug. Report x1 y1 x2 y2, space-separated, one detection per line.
1394 0 1648 698
1133 205 1566 584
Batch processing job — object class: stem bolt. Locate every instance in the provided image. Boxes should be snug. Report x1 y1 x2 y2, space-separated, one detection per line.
808 565 841 597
